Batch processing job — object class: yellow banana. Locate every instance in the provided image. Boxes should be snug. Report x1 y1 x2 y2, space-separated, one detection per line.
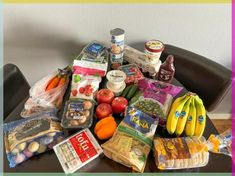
166 94 191 135
185 97 197 136
194 96 206 137
175 97 192 136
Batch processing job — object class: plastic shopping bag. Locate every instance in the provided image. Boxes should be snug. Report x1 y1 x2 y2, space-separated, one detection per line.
21 67 71 118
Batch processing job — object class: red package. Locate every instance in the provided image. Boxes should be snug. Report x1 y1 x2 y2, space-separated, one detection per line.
118 64 144 85
53 129 102 174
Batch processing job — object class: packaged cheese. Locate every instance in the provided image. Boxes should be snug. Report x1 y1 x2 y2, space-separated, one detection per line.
153 136 209 170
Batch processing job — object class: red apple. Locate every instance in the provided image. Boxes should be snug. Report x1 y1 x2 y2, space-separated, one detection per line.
96 89 115 104
95 103 113 119
111 97 128 114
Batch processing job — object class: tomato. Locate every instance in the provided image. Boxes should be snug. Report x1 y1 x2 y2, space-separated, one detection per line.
95 103 113 120
111 97 128 114
79 87 85 93
71 89 78 96
96 89 115 104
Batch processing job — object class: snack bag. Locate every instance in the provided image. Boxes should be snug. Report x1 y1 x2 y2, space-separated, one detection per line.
102 107 158 172
138 78 183 97
70 73 101 100
21 67 71 118
153 136 209 170
130 78 183 125
4 114 65 167
207 129 232 157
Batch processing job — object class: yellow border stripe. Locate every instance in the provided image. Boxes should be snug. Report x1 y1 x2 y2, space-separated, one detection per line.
3 0 232 3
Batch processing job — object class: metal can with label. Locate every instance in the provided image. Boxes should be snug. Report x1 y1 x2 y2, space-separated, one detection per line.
110 28 125 54
110 52 124 70
110 28 125 69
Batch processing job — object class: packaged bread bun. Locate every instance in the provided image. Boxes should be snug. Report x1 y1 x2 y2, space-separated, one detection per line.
153 136 209 170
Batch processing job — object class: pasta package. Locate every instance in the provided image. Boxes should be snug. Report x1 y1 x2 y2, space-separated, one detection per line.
153 136 209 170
102 107 158 172
4 114 65 167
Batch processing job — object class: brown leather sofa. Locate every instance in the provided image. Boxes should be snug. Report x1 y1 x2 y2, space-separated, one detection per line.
160 44 232 112
3 64 30 119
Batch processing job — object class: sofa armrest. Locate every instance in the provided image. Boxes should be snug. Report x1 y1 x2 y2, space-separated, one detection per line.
160 44 232 112
4 63 30 118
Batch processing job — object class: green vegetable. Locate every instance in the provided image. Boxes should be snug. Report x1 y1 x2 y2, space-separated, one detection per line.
121 85 133 97
134 99 165 119
126 84 138 100
129 91 142 105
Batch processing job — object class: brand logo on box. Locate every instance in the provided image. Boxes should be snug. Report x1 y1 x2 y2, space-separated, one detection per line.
70 131 97 163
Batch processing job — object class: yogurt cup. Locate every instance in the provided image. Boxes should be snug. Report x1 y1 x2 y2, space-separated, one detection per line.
106 70 126 90
145 40 165 64
106 81 126 97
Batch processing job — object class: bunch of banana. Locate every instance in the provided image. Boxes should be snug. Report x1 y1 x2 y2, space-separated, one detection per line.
166 93 206 137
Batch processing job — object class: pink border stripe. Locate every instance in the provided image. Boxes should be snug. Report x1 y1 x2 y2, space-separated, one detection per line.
233 0 235 174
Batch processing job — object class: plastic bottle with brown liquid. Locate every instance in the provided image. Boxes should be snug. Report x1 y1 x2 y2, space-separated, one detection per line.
157 55 175 83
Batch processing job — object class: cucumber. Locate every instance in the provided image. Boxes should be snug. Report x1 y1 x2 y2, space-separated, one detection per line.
126 84 138 100
121 85 133 97
129 91 142 105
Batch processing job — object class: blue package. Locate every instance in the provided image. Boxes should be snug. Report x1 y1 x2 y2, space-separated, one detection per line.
83 41 106 58
123 107 159 134
4 114 65 168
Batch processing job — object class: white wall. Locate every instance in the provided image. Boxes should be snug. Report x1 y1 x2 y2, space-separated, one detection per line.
4 4 231 86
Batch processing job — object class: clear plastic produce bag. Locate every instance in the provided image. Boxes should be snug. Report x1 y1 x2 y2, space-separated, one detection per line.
207 129 232 157
21 67 71 118
4 114 65 167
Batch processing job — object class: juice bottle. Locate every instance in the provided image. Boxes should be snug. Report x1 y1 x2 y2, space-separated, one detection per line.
157 55 175 83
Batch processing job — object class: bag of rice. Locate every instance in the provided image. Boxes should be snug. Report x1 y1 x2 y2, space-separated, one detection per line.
102 107 158 172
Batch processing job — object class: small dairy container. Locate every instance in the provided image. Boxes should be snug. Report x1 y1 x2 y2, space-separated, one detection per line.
145 40 165 64
106 70 126 96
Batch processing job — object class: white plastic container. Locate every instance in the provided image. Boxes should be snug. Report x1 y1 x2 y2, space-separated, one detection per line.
106 70 126 96
145 40 165 64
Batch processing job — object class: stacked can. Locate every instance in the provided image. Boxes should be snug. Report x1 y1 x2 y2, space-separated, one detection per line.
110 28 125 70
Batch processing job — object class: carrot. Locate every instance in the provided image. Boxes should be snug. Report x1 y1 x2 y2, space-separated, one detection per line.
45 75 60 91
57 75 67 87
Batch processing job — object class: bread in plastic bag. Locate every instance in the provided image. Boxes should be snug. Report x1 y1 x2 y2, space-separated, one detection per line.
4 113 65 167
207 129 232 157
153 136 209 170
21 67 70 118
102 107 158 172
